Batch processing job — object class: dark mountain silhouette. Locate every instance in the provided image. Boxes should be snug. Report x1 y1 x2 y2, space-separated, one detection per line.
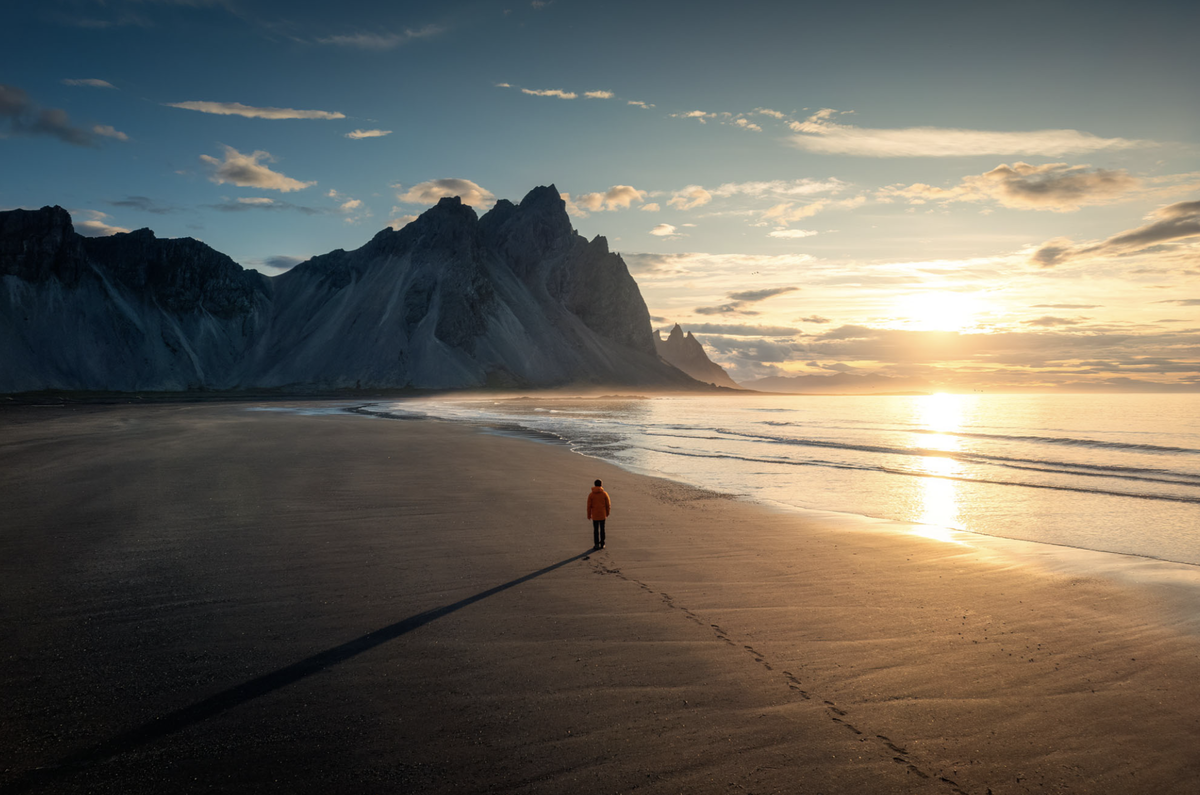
0 186 700 393
653 324 740 388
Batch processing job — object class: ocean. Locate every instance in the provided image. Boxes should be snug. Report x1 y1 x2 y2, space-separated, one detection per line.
373 393 1200 567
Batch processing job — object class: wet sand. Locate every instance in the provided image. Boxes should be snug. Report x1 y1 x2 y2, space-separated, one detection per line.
2 402 1199 794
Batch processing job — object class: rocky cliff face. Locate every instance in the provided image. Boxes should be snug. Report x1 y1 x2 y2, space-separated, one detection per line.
0 187 698 393
653 324 741 388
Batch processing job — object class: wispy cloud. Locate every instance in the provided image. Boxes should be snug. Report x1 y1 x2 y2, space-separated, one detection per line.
345 128 392 139
695 286 800 316
762 195 866 225
671 110 717 124
388 214 419 230
62 78 115 89
685 323 801 336
395 178 495 207
167 101 345 120
1024 316 1085 327
1033 199 1200 266
316 25 443 49
667 185 712 210
584 90 614 99
521 88 577 99
561 185 648 216
649 223 680 237
711 178 847 199
108 196 175 214
200 145 316 192
205 197 324 215
1 83 97 146
768 228 818 239
73 210 130 236
627 100 654 109
92 124 129 141
880 162 1141 212
788 108 1148 157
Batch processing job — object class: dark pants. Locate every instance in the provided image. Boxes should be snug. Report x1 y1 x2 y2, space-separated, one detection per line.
592 519 606 547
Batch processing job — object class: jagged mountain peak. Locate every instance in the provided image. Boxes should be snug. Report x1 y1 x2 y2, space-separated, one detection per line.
0 190 707 392
655 324 741 389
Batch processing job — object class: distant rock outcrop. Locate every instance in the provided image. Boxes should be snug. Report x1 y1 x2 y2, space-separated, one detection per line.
739 372 933 394
0 187 702 393
653 324 741 388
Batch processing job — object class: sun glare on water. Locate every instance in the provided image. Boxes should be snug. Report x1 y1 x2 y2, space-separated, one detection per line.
911 393 969 544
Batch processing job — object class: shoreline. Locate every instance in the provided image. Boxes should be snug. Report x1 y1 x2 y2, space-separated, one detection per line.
4 401 1200 792
357 400 1200 623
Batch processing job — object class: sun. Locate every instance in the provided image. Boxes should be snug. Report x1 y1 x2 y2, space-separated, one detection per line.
893 292 983 332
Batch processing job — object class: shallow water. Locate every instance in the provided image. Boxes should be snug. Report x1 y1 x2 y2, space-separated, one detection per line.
380 393 1200 566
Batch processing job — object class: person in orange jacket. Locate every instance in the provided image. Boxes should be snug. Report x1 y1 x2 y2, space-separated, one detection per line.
587 479 611 550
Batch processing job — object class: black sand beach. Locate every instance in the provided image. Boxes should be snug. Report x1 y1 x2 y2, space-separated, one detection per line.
2 403 1199 793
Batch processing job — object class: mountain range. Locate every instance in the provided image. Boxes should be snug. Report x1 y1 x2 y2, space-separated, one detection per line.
0 186 702 394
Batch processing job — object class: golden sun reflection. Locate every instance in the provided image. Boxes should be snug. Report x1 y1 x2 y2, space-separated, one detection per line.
910 394 968 544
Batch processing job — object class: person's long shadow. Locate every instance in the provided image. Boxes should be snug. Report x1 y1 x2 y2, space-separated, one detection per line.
2 548 596 794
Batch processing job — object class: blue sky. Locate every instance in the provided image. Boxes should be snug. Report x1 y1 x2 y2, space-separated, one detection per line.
2 0 1198 389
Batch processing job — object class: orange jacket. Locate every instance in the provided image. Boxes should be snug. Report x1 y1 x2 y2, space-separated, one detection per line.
587 486 611 520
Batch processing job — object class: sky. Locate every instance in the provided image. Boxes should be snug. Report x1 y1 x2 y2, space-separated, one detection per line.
2 0 1198 391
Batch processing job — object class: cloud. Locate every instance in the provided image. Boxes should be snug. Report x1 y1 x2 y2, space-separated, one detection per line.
769 228 818 239
880 162 1141 212
628 100 654 109
522 88 577 99
92 124 129 141
108 196 174 214
695 286 799 315
641 203 660 212
624 251 817 279
649 223 679 237
0 83 96 146
562 185 648 216
788 108 1148 157
754 108 787 119
1023 316 1085 327
73 210 130 237
729 287 799 302
584 90 614 99
799 315 832 324
205 197 324 215
200 145 316 192
733 118 762 132
683 323 802 337
316 25 443 49
345 128 392 139
1032 199 1200 266
671 110 716 124
667 185 712 210
62 78 114 89
167 101 345 120
388 214 419 230
1156 298 1200 306
263 255 305 273
1033 303 1100 309
395 178 495 207
711 178 847 199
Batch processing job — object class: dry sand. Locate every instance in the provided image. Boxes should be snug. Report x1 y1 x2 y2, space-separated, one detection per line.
1 402 1198 794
